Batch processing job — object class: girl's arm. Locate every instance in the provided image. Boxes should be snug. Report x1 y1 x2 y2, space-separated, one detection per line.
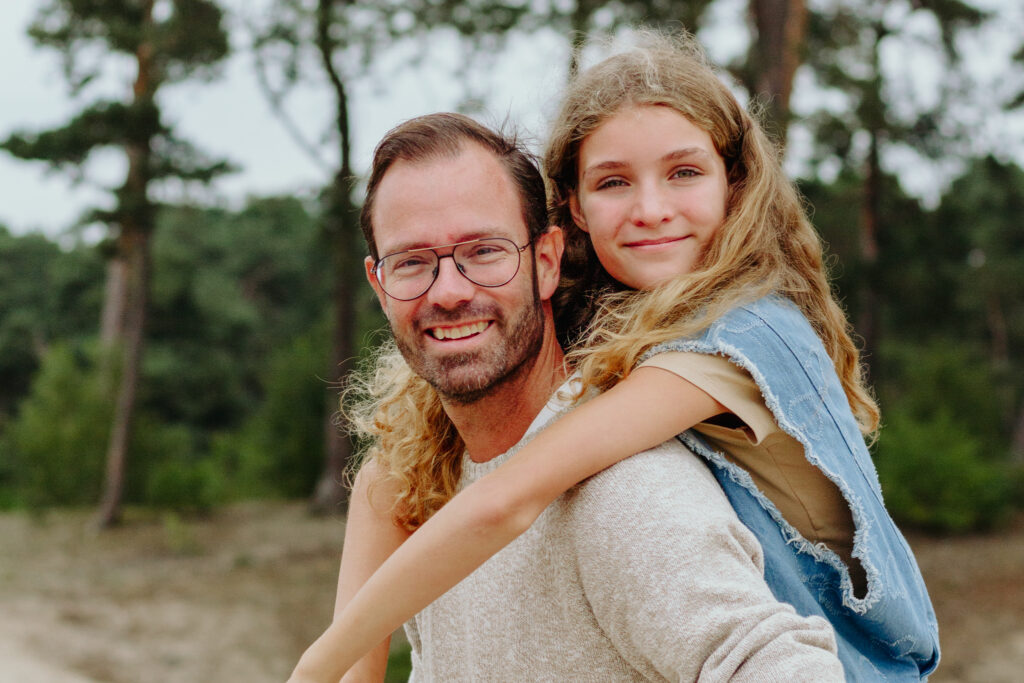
289 460 410 683
293 366 723 682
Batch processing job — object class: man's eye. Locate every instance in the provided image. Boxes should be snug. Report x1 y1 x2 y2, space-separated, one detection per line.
465 244 510 261
392 255 432 271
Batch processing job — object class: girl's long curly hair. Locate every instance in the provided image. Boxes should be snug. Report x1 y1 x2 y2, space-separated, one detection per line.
343 341 463 531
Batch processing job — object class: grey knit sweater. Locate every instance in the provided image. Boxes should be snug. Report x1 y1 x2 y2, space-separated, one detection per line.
404 384 844 682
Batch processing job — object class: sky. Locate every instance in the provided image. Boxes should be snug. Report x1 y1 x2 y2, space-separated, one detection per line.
1 0 1020 240
0 0 570 239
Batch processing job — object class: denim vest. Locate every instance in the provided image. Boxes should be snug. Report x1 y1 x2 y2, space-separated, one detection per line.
644 296 940 681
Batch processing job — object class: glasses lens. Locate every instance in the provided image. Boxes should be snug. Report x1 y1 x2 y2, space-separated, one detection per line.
454 238 521 287
377 249 438 300
375 238 525 300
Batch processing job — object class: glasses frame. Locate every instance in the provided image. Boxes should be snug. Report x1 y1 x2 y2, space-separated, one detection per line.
372 236 533 301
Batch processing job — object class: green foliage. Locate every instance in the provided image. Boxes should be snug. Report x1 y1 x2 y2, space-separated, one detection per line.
28 0 229 89
874 341 1019 533
801 168 944 335
0 228 104 416
938 157 1024 362
385 643 413 682
877 341 1009 455
147 457 225 514
875 408 1014 534
215 325 329 500
3 342 233 512
145 198 327 436
0 196 334 511
2 101 160 167
5 344 111 508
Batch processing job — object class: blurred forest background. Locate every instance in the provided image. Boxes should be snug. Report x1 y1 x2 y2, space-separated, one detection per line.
0 0 1023 680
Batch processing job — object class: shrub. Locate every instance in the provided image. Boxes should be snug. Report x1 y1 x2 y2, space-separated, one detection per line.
146 458 225 514
6 344 110 508
6 344 228 513
874 409 1015 534
216 328 327 500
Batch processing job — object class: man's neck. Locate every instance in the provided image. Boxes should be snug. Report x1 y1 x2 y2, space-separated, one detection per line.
443 331 566 463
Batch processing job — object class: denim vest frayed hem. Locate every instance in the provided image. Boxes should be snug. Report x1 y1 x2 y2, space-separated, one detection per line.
643 296 940 681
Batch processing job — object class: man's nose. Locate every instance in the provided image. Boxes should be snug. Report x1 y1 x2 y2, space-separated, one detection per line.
630 181 672 227
424 254 476 309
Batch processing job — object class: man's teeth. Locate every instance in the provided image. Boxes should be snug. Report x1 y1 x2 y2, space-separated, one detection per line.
430 321 488 340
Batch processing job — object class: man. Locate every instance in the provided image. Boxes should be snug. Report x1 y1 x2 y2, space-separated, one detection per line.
335 113 843 681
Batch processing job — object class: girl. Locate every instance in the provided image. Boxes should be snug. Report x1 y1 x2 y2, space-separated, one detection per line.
291 31 939 682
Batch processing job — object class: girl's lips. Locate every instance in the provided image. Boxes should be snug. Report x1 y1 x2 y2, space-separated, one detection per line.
625 235 689 248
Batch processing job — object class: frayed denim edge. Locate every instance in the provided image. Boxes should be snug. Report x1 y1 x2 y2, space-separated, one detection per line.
642 336 880 616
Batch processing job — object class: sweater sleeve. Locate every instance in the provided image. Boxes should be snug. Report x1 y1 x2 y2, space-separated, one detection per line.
566 439 844 682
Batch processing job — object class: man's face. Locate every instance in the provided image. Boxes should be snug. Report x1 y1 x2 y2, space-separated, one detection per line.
366 143 556 404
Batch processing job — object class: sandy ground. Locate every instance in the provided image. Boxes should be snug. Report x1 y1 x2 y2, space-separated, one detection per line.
0 502 1021 682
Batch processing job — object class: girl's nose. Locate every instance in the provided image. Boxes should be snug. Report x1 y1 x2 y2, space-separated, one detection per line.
630 182 672 227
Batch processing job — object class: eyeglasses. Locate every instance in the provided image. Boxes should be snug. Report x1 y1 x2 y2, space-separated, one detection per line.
372 237 532 301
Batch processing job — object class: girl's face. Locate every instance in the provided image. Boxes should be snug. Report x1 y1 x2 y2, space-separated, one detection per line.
570 104 729 290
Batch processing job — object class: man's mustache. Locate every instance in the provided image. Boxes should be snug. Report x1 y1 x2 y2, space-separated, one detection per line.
413 303 501 329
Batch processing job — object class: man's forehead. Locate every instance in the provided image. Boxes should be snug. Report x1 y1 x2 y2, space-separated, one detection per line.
371 144 530 254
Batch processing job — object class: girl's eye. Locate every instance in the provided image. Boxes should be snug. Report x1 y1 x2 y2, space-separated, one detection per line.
671 167 700 179
595 177 627 190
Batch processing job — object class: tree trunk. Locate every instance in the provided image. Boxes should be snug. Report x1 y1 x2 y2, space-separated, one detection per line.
1011 402 1024 465
311 212 359 513
748 0 807 146
856 129 881 385
97 2 156 527
97 228 150 527
855 30 887 386
309 0 358 513
100 257 128 346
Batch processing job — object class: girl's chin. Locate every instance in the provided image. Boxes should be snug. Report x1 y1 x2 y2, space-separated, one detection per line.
616 267 687 291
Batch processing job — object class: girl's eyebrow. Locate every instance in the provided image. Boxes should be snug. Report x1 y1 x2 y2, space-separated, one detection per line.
663 147 715 162
581 160 629 177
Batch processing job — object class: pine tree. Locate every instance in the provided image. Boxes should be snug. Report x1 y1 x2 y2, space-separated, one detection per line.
1 0 231 526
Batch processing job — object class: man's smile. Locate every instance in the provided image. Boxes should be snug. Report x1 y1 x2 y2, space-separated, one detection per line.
426 320 491 341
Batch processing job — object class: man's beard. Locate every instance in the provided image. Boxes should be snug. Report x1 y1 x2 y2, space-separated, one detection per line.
392 280 545 405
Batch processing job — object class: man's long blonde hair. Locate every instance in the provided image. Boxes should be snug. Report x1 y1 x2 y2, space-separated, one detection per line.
547 30 879 439
350 32 879 531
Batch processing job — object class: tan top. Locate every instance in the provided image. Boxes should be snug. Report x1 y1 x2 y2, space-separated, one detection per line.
639 351 859 581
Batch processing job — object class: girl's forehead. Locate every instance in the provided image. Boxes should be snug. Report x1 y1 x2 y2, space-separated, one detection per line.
587 103 709 142
582 106 718 155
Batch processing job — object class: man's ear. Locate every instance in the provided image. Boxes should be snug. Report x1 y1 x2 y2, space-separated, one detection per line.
568 194 588 233
365 255 389 312
534 226 564 301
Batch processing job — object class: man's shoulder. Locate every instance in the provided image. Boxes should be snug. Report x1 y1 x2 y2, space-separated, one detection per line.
555 436 763 583
563 437 734 524
579 437 714 487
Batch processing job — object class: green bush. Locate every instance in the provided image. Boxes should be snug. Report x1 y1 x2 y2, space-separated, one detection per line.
6 344 111 508
877 340 1010 457
216 328 328 500
146 458 225 514
874 409 1015 534
5 343 228 513
385 643 413 683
